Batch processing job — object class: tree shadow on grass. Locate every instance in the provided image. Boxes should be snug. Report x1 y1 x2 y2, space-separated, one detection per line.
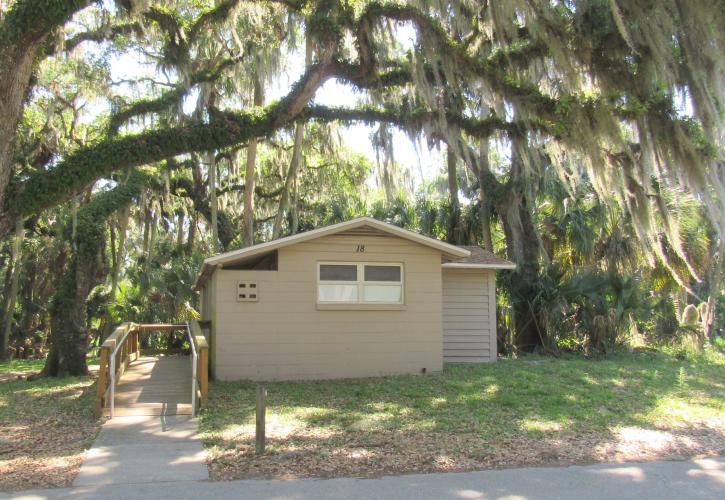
202 353 724 478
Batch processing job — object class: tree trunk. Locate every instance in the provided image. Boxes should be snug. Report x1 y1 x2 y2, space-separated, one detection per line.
143 211 157 288
187 214 197 252
0 42 40 227
273 122 304 239
101 206 130 340
208 153 218 250
17 256 37 358
446 146 461 244
501 136 542 352
477 139 494 251
142 208 150 257
112 206 130 296
0 0 92 235
42 252 101 376
0 219 24 359
291 172 299 235
243 77 265 247
42 170 148 376
176 211 185 253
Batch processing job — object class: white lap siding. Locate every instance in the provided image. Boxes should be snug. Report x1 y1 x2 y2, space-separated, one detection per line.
442 268 496 362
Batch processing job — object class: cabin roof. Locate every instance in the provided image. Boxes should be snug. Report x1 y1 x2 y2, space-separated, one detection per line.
444 245 517 270
195 217 515 289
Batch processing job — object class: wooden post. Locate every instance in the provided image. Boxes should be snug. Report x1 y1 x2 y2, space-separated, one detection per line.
94 347 110 418
135 327 141 359
199 347 209 407
256 384 267 454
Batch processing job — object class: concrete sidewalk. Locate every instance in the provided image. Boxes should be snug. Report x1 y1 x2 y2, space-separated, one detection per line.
71 415 207 487
5 457 723 499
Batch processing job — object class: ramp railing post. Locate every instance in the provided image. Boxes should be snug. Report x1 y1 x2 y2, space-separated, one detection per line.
186 322 198 416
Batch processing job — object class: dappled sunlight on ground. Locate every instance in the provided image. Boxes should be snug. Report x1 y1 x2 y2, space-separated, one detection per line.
201 353 725 481
0 376 100 491
520 418 565 433
594 425 725 462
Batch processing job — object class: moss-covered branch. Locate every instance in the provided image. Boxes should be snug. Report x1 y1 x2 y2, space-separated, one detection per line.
301 104 526 139
188 0 240 42
0 0 91 49
107 56 243 134
8 59 334 227
60 21 142 54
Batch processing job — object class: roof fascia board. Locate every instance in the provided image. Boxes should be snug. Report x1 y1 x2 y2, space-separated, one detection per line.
441 262 517 270
205 217 469 267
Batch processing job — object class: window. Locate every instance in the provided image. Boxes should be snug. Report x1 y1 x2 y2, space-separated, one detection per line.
317 263 404 304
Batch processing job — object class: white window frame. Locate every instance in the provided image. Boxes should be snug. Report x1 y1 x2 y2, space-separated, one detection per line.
316 262 405 305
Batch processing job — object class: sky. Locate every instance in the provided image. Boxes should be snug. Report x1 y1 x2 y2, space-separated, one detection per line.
261 24 442 192
106 21 443 193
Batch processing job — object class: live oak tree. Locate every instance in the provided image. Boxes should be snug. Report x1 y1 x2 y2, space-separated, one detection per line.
0 0 722 366
42 170 153 376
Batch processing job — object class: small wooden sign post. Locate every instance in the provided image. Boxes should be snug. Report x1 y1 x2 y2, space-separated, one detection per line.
256 384 267 454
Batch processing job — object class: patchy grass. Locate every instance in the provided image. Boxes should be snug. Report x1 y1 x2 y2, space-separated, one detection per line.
200 351 725 480
0 357 99 383
0 358 46 373
0 373 100 491
0 359 46 383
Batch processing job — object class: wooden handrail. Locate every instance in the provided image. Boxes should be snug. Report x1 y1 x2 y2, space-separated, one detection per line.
138 323 186 332
94 322 139 418
188 320 210 408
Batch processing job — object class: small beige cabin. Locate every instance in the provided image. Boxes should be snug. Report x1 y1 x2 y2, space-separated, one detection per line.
195 217 515 381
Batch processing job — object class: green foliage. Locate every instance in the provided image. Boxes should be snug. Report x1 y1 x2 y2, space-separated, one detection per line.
121 250 203 324
0 0 90 48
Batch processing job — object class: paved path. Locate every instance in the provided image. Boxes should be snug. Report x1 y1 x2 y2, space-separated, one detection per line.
71 415 207 487
5 457 723 499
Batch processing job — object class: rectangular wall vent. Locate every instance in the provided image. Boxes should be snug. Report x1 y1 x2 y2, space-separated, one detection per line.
237 281 259 302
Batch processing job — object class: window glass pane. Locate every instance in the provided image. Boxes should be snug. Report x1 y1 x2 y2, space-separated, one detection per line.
364 265 401 282
319 264 357 281
363 285 402 303
318 284 358 302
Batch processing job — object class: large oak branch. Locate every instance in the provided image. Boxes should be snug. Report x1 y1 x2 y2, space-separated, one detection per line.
5 61 334 235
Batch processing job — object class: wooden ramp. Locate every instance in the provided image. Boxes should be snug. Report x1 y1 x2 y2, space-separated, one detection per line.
109 355 193 416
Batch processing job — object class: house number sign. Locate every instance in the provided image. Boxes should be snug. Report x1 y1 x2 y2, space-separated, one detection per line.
355 244 366 252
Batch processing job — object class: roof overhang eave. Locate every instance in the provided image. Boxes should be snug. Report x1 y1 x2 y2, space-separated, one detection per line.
441 262 517 270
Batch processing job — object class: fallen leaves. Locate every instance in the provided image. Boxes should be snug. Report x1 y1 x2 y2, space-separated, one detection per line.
0 377 100 492
205 423 725 481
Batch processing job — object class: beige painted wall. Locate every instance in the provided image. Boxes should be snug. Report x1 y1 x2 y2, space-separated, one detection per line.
209 233 444 381
442 268 497 362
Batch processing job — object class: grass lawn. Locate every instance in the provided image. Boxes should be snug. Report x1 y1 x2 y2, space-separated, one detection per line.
0 363 100 492
0 359 46 382
200 351 725 480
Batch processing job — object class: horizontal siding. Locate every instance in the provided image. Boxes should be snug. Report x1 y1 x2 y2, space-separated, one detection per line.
443 295 491 304
444 334 489 342
442 356 491 363
442 268 496 363
443 341 490 350
213 233 443 381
